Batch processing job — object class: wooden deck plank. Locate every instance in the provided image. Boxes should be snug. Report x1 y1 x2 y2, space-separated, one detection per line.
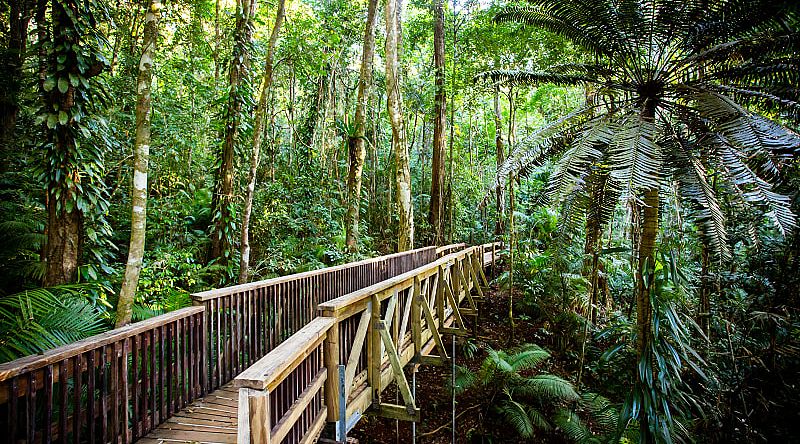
137 382 239 444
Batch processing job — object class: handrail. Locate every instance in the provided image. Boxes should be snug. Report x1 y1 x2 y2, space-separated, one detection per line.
234 317 334 391
435 243 466 256
236 242 499 444
0 306 204 382
0 305 206 443
192 246 438 301
191 245 439 394
318 243 493 318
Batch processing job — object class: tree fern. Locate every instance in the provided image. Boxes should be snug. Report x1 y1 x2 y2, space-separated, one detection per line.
0 286 107 363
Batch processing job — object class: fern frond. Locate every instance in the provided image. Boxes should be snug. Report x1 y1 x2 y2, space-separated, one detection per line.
554 408 594 443
496 399 538 437
507 344 551 371
516 374 579 402
608 113 662 200
475 69 592 87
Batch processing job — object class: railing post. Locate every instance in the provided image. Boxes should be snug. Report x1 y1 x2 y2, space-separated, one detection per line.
369 294 382 406
239 388 271 444
323 320 340 422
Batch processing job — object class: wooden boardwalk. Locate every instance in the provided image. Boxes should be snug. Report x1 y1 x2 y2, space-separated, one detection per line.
136 383 239 444
0 243 499 444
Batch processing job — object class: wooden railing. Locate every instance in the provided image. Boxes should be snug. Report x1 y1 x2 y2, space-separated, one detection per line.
0 246 441 444
0 306 206 444
191 246 437 393
237 243 499 444
235 318 333 444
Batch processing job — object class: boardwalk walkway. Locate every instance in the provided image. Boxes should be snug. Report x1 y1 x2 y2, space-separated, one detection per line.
0 243 499 444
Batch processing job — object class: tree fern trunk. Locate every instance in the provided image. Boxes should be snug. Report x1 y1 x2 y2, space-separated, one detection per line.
116 0 160 328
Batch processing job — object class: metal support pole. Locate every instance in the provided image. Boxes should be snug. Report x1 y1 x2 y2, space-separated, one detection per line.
452 335 456 444
412 367 417 444
338 364 347 442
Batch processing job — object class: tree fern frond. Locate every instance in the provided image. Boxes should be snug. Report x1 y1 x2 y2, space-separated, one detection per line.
493 6 621 57
608 114 662 200
475 69 592 87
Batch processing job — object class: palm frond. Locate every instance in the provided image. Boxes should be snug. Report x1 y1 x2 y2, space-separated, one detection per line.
554 408 594 443
548 116 615 201
516 374 579 402
506 344 551 371
494 5 622 57
497 399 541 437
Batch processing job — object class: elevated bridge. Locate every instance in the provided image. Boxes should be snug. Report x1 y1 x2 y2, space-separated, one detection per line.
0 243 500 444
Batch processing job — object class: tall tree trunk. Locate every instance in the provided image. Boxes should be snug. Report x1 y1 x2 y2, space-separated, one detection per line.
0 0 35 146
385 0 413 251
209 0 257 272
345 0 379 253
116 0 160 328
493 86 505 236
428 0 446 244
239 0 287 284
42 0 104 286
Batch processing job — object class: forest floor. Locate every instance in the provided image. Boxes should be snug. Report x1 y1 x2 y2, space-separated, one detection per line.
350 284 573 444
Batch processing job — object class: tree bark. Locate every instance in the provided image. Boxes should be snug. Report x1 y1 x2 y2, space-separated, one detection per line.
42 0 104 286
345 0 379 253
0 0 35 145
239 0 287 283
209 0 257 271
385 0 413 251
116 0 160 328
493 86 505 236
428 0 446 244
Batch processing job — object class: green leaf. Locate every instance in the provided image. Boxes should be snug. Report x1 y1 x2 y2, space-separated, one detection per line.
58 111 69 125
58 78 69 94
43 77 56 92
47 114 58 129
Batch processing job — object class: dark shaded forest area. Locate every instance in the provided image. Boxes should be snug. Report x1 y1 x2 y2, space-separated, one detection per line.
1 0 799 442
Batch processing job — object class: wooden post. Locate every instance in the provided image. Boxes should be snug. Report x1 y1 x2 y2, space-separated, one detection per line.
239 388 271 444
412 277 422 357
323 321 340 422
370 294 382 407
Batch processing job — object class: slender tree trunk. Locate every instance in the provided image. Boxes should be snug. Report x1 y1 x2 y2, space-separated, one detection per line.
345 0 379 253
493 86 505 236
238 0 287 283
385 0 413 251
209 0 257 272
116 0 160 328
428 0 446 244
0 0 35 146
